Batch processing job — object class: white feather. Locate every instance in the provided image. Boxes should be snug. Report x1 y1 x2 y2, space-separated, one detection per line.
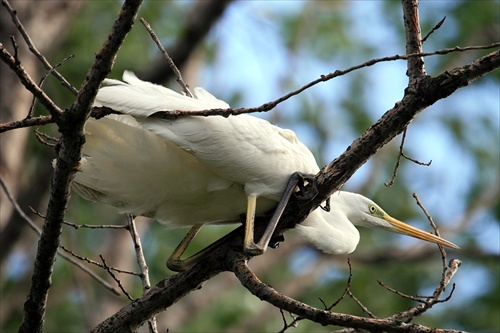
74 71 459 253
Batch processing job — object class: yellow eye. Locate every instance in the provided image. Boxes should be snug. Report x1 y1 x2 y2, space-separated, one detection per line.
369 205 377 214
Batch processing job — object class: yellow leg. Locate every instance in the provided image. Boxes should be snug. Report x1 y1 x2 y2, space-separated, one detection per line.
167 224 203 272
168 172 315 270
167 224 244 272
246 172 316 256
244 194 264 255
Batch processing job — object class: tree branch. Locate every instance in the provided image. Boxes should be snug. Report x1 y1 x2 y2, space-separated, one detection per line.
1 0 78 95
17 1 142 332
232 257 463 333
403 0 426 81
0 43 64 118
1 43 497 134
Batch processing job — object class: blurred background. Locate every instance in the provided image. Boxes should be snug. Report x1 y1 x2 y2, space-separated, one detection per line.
1 1 498 332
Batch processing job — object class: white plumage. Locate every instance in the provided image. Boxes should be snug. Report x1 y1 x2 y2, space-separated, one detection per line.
73 71 458 269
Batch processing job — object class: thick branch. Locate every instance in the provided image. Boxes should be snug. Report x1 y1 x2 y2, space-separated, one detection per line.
18 2 142 333
402 0 426 80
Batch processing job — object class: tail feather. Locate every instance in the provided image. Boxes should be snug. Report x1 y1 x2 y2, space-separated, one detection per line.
94 71 229 117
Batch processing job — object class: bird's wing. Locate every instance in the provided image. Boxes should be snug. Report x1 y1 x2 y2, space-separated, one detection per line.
74 114 262 226
94 71 319 199
94 71 229 117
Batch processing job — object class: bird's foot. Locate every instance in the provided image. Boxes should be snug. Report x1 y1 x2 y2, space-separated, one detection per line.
293 172 318 201
320 197 331 212
243 242 266 256
268 234 285 249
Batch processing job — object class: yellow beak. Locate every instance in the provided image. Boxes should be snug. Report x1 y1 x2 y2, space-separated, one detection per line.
384 215 460 249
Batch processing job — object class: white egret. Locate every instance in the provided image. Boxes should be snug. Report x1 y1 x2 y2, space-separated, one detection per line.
73 71 459 271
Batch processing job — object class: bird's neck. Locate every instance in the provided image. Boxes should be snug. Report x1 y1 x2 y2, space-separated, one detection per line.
294 209 360 255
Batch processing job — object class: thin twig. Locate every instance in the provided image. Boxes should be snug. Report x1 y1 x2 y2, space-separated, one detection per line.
0 114 54 133
33 128 58 147
1 0 78 95
385 128 407 187
402 152 432 166
413 192 448 286
140 18 193 97
327 259 353 310
100 255 134 301
9 35 19 61
0 43 64 119
126 214 158 333
148 43 500 119
1 43 498 133
385 128 431 187
347 290 377 318
413 193 446 256
59 246 141 276
386 258 461 323
278 308 298 333
422 17 446 43
29 207 129 230
0 175 121 295
382 193 461 323
28 54 76 117
64 222 129 230
377 280 426 303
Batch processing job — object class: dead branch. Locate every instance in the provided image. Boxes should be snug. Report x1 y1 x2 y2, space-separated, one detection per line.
141 0 234 84
403 0 426 80
140 18 192 98
17 1 142 332
231 256 462 333
126 214 158 333
0 43 64 118
1 43 498 134
1 0 78 95
100 255 134 301
0 174 121 295
385 128 432 187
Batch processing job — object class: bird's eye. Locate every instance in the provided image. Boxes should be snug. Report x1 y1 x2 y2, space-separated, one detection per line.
369 205 377 214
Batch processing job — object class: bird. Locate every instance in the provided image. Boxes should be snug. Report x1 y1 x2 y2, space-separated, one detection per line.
73 71 459 271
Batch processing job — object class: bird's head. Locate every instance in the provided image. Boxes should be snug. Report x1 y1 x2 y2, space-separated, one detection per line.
335 192 460 250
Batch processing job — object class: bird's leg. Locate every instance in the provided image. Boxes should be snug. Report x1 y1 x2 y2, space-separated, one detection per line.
167 225 243 272
244 172 315 256
243 194 261 255
293 172 318 201
167 224 204 271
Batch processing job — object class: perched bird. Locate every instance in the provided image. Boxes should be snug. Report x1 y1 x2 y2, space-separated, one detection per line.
73 71 459 271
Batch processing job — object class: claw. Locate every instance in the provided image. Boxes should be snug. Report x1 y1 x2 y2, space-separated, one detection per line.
268 234 285 249
320 197 331 212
